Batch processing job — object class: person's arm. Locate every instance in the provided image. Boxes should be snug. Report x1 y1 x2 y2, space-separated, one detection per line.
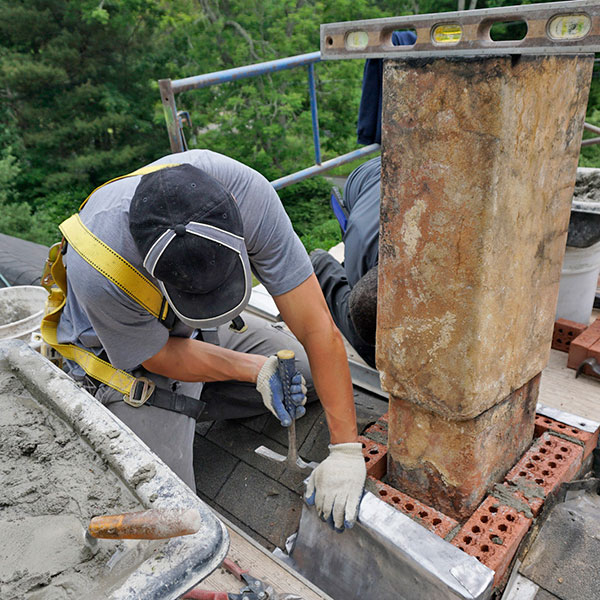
141 331 304 426
142 336 266 383
274 274 366 531
273 274 357 444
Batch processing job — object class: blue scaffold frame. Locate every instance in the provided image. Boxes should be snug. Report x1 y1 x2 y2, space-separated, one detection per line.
158 52 380 190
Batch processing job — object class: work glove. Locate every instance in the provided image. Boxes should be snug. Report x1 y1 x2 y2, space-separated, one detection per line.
256 355 307 427
305 442 366 531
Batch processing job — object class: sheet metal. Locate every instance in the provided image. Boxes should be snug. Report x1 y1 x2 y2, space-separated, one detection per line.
348 359 388 398
536 402 600 434
291 492 494 600
320 1 600 60
501 574 540 600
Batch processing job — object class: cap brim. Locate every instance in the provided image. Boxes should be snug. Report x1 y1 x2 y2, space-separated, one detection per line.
158 247 252 329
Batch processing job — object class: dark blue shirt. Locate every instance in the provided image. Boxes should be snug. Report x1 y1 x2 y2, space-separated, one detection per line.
357 30 417 145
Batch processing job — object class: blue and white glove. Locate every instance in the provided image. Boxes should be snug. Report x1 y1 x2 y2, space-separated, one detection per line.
305 442 366 531
256 355 307 427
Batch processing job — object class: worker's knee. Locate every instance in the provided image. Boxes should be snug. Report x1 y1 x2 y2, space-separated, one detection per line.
348 265 378 346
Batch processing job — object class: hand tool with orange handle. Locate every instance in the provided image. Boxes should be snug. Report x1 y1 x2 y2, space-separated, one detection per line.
87 507 201 540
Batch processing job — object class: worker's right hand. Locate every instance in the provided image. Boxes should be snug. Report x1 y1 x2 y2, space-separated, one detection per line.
256 355 307 427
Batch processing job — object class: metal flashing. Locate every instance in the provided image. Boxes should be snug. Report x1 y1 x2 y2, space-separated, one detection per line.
291 492 494 600
536 402 600 434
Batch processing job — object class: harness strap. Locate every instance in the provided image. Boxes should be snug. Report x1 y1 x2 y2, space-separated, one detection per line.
107 381 206 420
40 162 189 404
60 214 165 319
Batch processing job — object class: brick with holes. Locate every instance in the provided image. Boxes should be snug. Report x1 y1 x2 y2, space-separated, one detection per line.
552 318 587 352
506 431 583 510
366 476 458 539
363 421 388 446
451 495 532 585
534 414 599 460
359 436 387 480
567 316 600 369
586 337 600 379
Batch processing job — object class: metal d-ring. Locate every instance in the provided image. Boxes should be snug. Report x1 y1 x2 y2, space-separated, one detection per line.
124 377 156 408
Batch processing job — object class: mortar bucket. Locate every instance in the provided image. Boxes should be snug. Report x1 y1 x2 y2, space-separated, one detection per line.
0 285 47 341
556 240 600 324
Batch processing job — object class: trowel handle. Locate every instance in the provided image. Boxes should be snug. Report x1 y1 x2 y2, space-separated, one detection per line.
276 349 296 414
88 508 201 540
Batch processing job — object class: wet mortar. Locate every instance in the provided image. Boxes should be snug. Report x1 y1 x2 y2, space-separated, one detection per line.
0 301 34 325
0 370 148 599
574 169 600 204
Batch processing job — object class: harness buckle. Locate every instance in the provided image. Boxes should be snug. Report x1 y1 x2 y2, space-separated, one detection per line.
124 377 155 408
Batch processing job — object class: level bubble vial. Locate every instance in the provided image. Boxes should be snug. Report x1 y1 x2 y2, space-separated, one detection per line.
345 31 369 51
547 14 591 41
432 24 462 45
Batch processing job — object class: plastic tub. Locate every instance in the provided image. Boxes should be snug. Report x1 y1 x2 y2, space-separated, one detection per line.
0 340 228 599
556 240 600 324
0 285 47 341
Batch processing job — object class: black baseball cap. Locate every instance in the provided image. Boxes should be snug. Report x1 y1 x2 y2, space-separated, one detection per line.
129 163 251 329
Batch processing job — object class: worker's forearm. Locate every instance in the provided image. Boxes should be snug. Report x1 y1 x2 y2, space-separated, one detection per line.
142 336 267 383
302 326 358 445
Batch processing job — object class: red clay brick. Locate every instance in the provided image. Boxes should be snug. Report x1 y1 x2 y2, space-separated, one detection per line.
552 319 587 353
506 432 583 503
359 436 387 480
583 338 600 379
368 476 458 539
363 421 388 445
451 495 532 585
534 414 599 460
377 411 389 426
567 317 600 369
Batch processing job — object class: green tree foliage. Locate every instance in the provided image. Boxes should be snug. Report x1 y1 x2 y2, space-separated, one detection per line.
166 0 383 179
0 0 599 251
0 0 169 244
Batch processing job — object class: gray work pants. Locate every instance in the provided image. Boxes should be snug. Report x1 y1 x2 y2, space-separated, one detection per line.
96 312 316 490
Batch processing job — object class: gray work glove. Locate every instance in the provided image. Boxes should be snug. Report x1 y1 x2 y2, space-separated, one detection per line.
305 442 366 530
256 355 307 427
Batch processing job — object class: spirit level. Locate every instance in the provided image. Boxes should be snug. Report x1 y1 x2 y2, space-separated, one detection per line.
320 0 600 59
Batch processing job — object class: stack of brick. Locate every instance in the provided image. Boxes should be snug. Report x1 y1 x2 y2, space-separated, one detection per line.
551 318 588 353
359 410 597 589
566 317 600 378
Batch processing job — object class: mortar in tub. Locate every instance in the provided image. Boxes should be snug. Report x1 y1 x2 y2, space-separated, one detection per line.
0 339 228 600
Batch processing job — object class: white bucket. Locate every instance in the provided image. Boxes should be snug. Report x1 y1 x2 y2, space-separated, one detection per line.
0 286 47 342
556 240 600 324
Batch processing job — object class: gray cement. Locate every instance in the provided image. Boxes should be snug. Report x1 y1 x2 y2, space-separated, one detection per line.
0 299 31 324
0 370 143 599
574 168 600 205
0 340 229 600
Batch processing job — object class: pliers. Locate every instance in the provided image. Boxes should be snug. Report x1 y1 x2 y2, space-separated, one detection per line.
182 557 303 600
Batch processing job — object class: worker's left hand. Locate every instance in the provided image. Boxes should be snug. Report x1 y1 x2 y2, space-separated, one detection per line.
305 442 366 531
256 355 307 427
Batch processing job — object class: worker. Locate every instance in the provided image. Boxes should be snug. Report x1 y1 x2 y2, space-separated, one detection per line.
51 150 366 531
311 155 381 368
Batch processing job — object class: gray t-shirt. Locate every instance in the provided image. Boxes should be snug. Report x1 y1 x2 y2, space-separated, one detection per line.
57 150 313 371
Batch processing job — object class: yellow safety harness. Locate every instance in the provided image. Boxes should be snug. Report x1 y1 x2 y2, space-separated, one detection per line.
40 163 180 406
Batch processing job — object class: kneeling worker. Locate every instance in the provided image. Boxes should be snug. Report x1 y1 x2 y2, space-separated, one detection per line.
44 149 365 530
